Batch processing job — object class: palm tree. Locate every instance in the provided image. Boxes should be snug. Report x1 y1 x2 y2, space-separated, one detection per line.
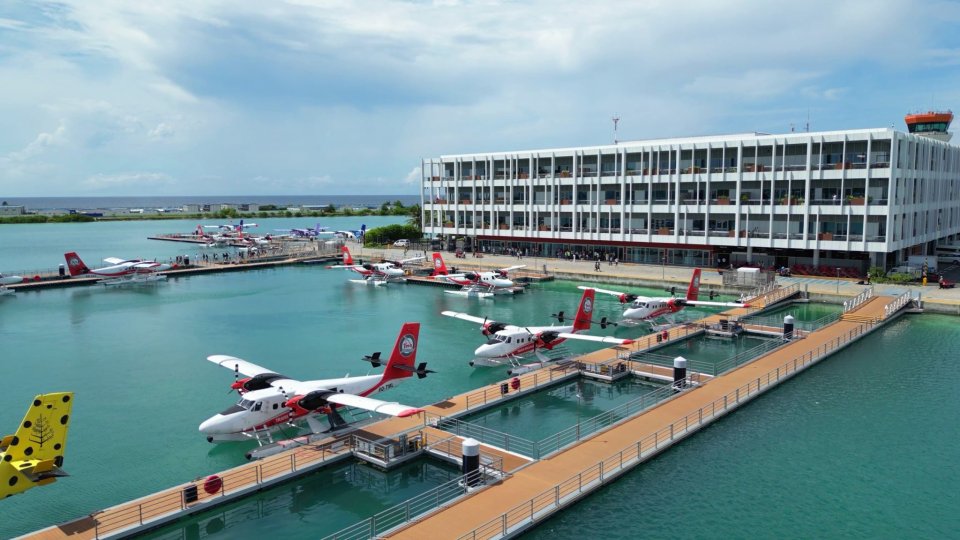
406 203 422 232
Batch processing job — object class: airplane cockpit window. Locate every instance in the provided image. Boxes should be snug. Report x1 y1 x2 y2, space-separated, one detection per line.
238 399 255 410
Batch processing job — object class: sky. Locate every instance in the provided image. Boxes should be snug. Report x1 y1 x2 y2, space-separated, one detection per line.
1 0 959 197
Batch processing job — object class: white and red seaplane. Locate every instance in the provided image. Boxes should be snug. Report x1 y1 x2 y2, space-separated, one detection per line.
580 269 748 326
63 252 171 285
431 253 525 297
0 273 23 296
199 322 432 443
442 288 633 373
328 246 423 285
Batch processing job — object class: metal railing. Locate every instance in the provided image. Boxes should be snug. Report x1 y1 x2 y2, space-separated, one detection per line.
883 291 913 318
432 417 539 458
456 312 890 540
843 286 874 312
324 459 508 540
431 374 700 461
740 310 840 332
92 437 350 538
462 363 580 411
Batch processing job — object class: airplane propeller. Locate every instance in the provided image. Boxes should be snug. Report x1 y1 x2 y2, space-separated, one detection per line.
550 312 617 329
361 352 383 368
230 363 240 394
393 362 435 379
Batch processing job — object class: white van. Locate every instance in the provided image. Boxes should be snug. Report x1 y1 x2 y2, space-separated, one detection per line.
935 246 960 265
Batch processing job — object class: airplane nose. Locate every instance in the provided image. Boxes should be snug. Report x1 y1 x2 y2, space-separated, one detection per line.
494 278 513 287
155 264 172 271
474 345 492 357
198 415 224 434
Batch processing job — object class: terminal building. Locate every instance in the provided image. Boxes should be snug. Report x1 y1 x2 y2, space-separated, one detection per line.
420 112 958 275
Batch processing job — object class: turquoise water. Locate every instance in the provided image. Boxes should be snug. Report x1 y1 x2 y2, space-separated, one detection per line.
460 378 665 443
654 334 775 366
2 221 958 539
760 301 843 321
140 460 459 540
527 314 960 539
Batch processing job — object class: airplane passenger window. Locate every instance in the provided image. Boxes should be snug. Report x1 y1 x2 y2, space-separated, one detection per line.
253 402 262 411
272 403 278 409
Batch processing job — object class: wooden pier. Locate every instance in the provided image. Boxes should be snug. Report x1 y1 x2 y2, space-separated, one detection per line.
21 286 915 540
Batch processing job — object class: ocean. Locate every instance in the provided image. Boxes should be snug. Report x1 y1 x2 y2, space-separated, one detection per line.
1 219 957 539
0 195 421 211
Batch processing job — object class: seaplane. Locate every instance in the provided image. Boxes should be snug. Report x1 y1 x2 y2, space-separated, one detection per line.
580 268 748 328
327 246 423 285
431 253 525 297
1 392 73 499
0 273 23 297
199 322 432 444
442 288 634 373
275 223 333 239
63 252 171 286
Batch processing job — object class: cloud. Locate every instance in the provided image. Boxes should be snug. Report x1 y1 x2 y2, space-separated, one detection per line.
0 0 958 196
148 122 175 139
5 122 67 161
404 166 421 184
82 172 175 190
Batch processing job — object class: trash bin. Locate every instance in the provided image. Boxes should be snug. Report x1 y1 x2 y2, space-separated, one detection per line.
58 264 65 278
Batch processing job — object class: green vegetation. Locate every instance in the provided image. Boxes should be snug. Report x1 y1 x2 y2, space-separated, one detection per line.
0 200 421 225
363 224 422 245
866 266 918 284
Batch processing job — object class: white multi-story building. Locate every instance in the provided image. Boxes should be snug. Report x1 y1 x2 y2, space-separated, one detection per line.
421 124 960 274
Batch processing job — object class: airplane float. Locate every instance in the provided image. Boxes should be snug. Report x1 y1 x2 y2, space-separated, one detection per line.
199 322 432 444
431 253 525 297
0 273 23 297
327 246 423 285
442 288 633 373
580 268 748 326
63 252 171 285
1 392 73 499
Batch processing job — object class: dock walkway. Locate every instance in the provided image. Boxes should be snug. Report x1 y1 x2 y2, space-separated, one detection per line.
22 287 904 540
383 296 900 539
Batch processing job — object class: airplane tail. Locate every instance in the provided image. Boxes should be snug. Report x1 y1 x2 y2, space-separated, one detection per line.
1 393 73 480
686 269 702 301
572 288 596 332
342 246 354 265
431 253 449 276
379 322 421 383
63 252 90 276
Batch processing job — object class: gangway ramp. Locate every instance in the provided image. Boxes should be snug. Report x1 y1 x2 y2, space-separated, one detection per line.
384 295 903 539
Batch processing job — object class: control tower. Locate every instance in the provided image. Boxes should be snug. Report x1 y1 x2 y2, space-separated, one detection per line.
904 110 953 142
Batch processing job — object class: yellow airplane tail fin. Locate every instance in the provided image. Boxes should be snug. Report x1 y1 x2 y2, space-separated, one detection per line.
1 392 73 468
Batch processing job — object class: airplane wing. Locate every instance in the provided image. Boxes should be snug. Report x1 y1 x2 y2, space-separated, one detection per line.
440 311 489 325
577 285 650 302
325 394 422 417
327 264 363 269
556 333 635 345
498 265 526 272
441 310 520 330
399 256 425 264
578 285 626 297
686 300 749 308
207 355 280 377
103 257 128 265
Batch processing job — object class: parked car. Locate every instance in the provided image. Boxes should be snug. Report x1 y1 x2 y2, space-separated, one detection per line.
393 239 410 247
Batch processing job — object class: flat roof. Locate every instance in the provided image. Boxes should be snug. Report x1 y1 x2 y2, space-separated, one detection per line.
439 127 901 160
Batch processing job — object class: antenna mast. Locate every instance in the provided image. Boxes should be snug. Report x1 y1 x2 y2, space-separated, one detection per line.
612 115 620 144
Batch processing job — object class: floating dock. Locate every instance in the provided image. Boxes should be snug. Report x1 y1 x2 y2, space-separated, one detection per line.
21 286 916 540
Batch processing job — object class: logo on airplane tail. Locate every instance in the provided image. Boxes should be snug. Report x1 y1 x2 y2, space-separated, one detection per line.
400 335 416 357
583 298 593 314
